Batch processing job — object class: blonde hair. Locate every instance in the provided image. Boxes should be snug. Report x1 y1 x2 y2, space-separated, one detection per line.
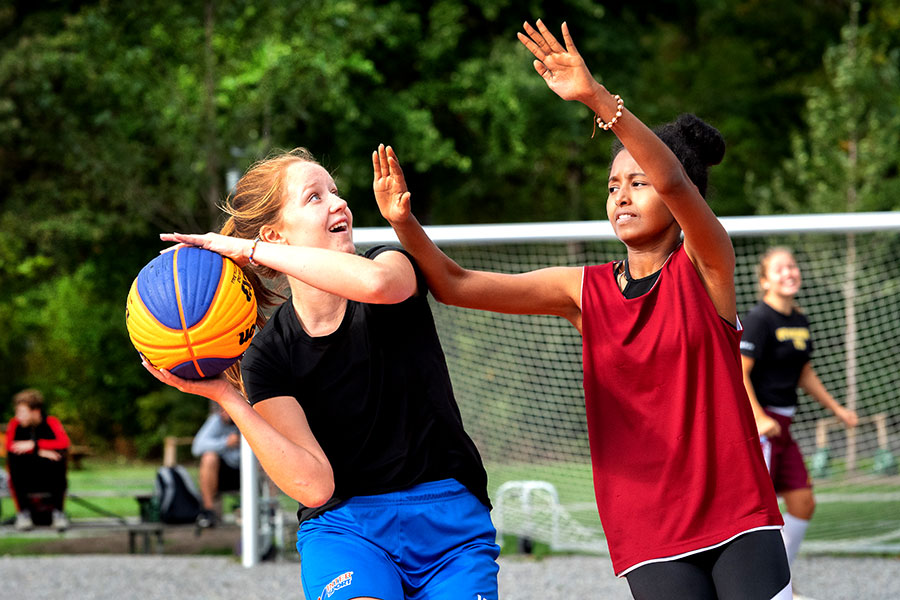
219 147 319 390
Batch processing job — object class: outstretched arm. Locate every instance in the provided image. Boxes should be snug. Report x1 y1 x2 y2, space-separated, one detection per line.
373 144 583 328
519 20 736 321
142 362 334 506
159 232 416 306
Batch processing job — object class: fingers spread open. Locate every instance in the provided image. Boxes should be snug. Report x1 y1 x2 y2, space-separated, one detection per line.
561 22 580 55
535 19 565 54
517 30 545 61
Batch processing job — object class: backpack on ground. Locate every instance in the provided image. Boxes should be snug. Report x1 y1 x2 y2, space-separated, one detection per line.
154 465 202 524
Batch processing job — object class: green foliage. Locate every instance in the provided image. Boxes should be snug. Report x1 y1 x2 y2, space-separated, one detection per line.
754 12 900 214
1 1 894 447
134 388 209 458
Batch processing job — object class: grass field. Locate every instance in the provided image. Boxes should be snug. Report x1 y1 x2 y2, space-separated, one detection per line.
2 458 898 556
487 460 900 551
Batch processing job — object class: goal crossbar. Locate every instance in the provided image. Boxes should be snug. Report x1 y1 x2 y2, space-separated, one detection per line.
354 211 900 245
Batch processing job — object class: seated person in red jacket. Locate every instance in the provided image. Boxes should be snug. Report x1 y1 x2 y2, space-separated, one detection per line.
5 389 70 531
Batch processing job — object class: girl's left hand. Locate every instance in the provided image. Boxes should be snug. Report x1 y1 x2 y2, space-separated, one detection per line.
517 20 600 104
836 406 859 428
159 232 254 267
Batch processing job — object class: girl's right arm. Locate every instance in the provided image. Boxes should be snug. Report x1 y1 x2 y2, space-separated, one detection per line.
740 355 782 438
159 233 417 306
142 361 334 507
373 145 583 328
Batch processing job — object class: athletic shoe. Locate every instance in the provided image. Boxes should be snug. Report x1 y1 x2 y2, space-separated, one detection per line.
14 510 33 531
196 509 217 529
51 510 69 531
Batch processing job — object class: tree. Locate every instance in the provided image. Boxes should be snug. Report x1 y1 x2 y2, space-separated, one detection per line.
752 1 900 470
0 1 862 449
754 4 900 215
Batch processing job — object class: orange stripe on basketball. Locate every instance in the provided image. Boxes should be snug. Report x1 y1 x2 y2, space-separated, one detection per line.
172 248 206 378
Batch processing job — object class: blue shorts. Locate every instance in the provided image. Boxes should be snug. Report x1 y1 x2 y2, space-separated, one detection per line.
296 479 500 600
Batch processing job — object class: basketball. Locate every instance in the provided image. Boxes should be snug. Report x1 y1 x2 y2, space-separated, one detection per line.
125 246 257 379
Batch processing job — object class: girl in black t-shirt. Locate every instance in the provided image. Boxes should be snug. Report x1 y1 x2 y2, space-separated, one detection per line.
142 148 498 600
740 247 858 569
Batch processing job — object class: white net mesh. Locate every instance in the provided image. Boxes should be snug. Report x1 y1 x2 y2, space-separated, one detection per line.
358 215 900 556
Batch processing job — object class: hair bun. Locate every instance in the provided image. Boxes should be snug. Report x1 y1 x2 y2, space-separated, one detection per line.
674 114 725 167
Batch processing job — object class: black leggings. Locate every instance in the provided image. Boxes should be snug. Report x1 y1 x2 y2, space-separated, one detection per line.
625 530 791 600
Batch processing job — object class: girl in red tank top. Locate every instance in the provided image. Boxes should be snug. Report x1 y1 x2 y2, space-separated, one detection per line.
376 18 790 599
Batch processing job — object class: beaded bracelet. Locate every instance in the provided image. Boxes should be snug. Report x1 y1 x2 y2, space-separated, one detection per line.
591 94 625 138
248 235 261 266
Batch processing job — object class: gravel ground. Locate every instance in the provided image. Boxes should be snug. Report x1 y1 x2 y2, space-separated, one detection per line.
1 553 898 599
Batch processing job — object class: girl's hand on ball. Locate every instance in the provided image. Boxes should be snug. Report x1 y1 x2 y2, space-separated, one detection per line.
141 356 233 403
160 232 253 267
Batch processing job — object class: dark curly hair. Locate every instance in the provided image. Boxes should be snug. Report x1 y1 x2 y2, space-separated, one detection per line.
610 113 725 198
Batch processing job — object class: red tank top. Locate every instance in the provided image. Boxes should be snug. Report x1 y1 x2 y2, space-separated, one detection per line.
582 245 781 575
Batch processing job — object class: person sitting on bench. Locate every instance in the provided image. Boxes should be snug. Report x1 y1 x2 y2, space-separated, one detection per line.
5 389 70 531
191 406 240 528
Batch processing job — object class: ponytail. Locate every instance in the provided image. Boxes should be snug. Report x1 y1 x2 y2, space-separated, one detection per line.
215 148 317 393
218 223 286 394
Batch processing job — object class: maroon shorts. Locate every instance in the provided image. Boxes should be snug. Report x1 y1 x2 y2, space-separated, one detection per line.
759 410 812 493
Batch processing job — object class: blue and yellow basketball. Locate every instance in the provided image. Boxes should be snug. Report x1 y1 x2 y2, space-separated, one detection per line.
125 246 257 379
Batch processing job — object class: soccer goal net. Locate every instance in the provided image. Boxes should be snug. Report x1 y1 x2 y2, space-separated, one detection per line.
356 211 900 557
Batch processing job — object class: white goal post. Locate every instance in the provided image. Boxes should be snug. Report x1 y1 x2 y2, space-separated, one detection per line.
353 211 900 245
242 211 900 564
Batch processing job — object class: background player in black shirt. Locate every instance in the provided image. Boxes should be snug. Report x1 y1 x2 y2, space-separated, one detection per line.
740 247 858 570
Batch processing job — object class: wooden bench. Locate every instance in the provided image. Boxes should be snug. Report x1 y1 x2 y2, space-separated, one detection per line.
65 492 185 554
63 519 168 553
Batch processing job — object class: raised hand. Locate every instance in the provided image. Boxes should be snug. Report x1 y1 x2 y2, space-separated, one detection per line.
517 20 600 104
159 232 254 267
373 144 412 226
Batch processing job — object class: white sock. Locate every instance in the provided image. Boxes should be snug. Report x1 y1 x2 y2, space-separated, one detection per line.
781 512 810 566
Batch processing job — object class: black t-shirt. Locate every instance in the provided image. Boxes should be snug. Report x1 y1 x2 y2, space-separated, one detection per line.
241 246 489 523
739 301 813 409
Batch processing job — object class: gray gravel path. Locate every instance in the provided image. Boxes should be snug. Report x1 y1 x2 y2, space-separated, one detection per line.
2 554 897 599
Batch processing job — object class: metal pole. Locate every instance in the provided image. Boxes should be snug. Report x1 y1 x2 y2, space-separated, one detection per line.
240 435 259 567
